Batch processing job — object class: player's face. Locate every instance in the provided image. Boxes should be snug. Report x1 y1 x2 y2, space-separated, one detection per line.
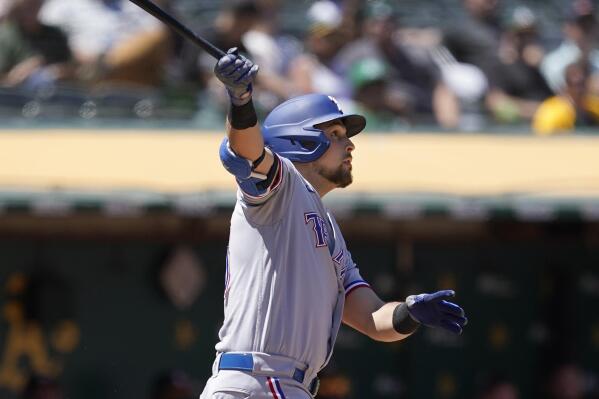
313 119 355 188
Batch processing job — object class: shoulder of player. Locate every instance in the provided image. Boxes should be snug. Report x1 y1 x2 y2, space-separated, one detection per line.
279 157 320 195
278 156 302 181
326 212 345 242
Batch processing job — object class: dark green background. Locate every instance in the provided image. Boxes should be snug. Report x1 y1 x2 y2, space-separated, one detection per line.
0 236 598 399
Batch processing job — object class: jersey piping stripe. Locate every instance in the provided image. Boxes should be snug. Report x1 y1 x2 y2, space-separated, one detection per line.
267 377 286 399
274 378 287 399
243 156 283 201
267 377 278 398
344 280 370 296
224 250 231 298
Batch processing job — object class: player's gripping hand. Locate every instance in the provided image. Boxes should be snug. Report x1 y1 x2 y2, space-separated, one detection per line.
406 290 467 335
214 47 259 106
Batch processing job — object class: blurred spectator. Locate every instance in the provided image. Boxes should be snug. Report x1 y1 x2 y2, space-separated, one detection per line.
150 370 194 399
334 0 459 128
541 0 599 94
0 0 73 90
486 6 553 123
532 61 599 134
240 1 303 111
440 0 504 126
442 0 503 82
190 0 302 117
316 368 352 399
39 0 170 87
287 1 352 100
21 375 64 399
347 57 407 130
194 0 260 87
193 0 262 114
0 1 10 19
476 376 519 399
548 363 585 399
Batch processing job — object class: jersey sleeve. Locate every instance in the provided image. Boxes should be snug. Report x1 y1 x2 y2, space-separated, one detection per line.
340 249 371 297
237 156 298 226
238 153 285 205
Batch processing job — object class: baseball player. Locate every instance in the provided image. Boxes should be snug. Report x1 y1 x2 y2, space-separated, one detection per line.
200 48 468 399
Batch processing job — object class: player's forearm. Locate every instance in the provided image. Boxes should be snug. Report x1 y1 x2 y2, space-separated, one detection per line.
344 287 417 342
226 114 264 160
215 48 265 162
370 302 416 342
225 105 274 175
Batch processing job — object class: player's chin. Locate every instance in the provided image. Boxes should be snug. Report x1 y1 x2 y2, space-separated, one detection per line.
338 179 353 188
337 171 353 188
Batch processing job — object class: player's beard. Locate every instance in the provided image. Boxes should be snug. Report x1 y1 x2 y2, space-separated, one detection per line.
316 162 353 188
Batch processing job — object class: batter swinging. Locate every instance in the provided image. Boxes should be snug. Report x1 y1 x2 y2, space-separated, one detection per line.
200 48 468 399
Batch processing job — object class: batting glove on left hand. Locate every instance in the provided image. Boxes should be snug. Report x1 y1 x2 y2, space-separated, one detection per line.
406 290 467 335
214 47 259 106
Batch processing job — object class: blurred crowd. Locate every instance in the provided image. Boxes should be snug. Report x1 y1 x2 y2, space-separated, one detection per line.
16 362 599 399
2 0 599 133
317 362 599 399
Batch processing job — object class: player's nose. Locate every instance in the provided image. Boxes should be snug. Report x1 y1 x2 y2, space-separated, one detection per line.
346 138 355 153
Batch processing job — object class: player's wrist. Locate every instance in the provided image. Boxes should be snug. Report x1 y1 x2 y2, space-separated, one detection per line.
228 85 253 106
228 97 257 129
392 302 420 335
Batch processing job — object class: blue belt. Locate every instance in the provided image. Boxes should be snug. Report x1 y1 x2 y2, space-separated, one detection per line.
218 353 320 396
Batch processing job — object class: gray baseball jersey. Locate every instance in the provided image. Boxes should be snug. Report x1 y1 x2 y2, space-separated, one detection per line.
215 155 370 374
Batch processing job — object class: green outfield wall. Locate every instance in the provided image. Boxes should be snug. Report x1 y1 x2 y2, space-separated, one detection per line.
0 224 597 399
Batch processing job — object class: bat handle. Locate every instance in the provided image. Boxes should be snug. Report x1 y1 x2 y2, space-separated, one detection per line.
187 31 226 60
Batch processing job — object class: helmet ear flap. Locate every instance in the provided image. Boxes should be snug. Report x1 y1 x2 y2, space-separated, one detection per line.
299 140 318 151
288 138 314 149
286 136 323 156
298 125 327 153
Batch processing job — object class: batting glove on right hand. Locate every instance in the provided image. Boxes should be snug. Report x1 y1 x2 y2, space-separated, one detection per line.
406 290 467 335
214 47 259 106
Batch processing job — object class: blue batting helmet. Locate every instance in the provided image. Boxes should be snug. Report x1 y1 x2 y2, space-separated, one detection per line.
262 94 366 162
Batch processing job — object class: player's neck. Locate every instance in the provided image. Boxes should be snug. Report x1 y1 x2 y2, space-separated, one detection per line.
294 163 336 198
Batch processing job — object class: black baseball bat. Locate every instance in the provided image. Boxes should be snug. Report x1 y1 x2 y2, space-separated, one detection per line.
128 0 226 60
